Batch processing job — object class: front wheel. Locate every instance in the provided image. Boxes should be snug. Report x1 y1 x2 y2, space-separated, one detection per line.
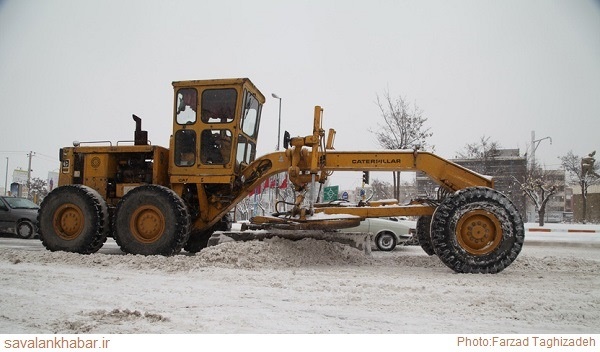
113 185 190 256
375 232 397 251
430 187 524 274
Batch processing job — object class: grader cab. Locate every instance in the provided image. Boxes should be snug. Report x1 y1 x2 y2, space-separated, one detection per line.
38 78 525 274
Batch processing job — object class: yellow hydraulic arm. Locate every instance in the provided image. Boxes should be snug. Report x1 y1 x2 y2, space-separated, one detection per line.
285 106 492 191
226 106 494 225
322 151 493 191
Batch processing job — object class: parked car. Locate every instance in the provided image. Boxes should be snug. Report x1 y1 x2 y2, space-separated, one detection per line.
0 196 39 239
345 216 416 251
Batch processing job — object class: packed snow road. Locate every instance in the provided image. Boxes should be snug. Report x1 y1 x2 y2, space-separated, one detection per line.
0 226 599 334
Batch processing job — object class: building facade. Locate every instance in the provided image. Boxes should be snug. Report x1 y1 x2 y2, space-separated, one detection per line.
572 183 600 223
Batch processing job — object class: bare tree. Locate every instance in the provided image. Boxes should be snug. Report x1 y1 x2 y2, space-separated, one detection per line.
370 179 393 200
456 136 501 174
455 136 529 219
559 151 600 223
370 90 433 201
234 198 252 221
28 177 48 204
514 163 559 226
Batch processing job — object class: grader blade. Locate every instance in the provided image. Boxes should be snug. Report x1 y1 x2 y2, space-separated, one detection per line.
207 229 372 254
207 215 370 253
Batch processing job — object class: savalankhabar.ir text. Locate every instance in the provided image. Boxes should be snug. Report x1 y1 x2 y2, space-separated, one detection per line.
4 336 111 349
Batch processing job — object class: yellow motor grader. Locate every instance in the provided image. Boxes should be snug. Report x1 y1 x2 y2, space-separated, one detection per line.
38 78 524 273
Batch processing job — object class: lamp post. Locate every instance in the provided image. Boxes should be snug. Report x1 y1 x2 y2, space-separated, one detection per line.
529 131 552 222
272 93 283 212
530 130 552 170
272 93 282 151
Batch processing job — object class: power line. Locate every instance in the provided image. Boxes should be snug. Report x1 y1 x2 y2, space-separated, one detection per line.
0 150 29 154
35 153 59 163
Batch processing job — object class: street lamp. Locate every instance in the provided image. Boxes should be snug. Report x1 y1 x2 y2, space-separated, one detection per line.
530 130 552 169
272 93 282 151
272 93 283 211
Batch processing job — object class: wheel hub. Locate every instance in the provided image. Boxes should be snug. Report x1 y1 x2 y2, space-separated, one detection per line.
380 237 392 246
130 205 165 243
456 209 502 255
53 203 84 240
18 223 33 238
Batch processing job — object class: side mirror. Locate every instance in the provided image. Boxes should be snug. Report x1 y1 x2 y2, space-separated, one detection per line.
283 131 291 149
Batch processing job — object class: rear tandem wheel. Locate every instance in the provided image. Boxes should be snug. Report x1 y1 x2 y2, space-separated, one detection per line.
37 185 109 254
113 185 191 256
430 187 524 274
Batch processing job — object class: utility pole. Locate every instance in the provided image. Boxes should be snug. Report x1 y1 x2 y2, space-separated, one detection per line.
4 157 8 196
26 151 34 199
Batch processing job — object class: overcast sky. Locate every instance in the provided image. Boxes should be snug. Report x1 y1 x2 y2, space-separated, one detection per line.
1 0 599 192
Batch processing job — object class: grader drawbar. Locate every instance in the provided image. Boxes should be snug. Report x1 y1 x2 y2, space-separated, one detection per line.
38 78 524 273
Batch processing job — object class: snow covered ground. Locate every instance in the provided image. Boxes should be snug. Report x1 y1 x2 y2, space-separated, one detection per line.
0 223 598 342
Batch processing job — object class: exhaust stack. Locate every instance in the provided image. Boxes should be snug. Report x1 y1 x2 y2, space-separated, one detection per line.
132 114 148 145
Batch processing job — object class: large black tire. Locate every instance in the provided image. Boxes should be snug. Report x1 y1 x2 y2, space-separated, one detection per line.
416 216 435 256
184 213 231 253
113 185 190 256
374 231 397 251
38 185 109 254
430 187 524 274
16 220 36 239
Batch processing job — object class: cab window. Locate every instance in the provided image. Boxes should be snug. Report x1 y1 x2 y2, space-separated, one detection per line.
176 88 197 125
236 134 256 165
201 89 237 124
174 129 196 166
241 90 261 138
201 129 232 164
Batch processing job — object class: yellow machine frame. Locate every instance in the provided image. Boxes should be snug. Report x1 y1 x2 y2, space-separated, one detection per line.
41 77 523 274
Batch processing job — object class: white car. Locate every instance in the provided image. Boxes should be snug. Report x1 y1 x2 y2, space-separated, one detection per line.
344 216 416 251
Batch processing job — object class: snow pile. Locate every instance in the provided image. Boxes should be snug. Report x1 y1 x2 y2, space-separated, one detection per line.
50 309 170 334
1 236 600 334
0 237 372 272
511 253 600 273
3 237 600 274
196 237 372 268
